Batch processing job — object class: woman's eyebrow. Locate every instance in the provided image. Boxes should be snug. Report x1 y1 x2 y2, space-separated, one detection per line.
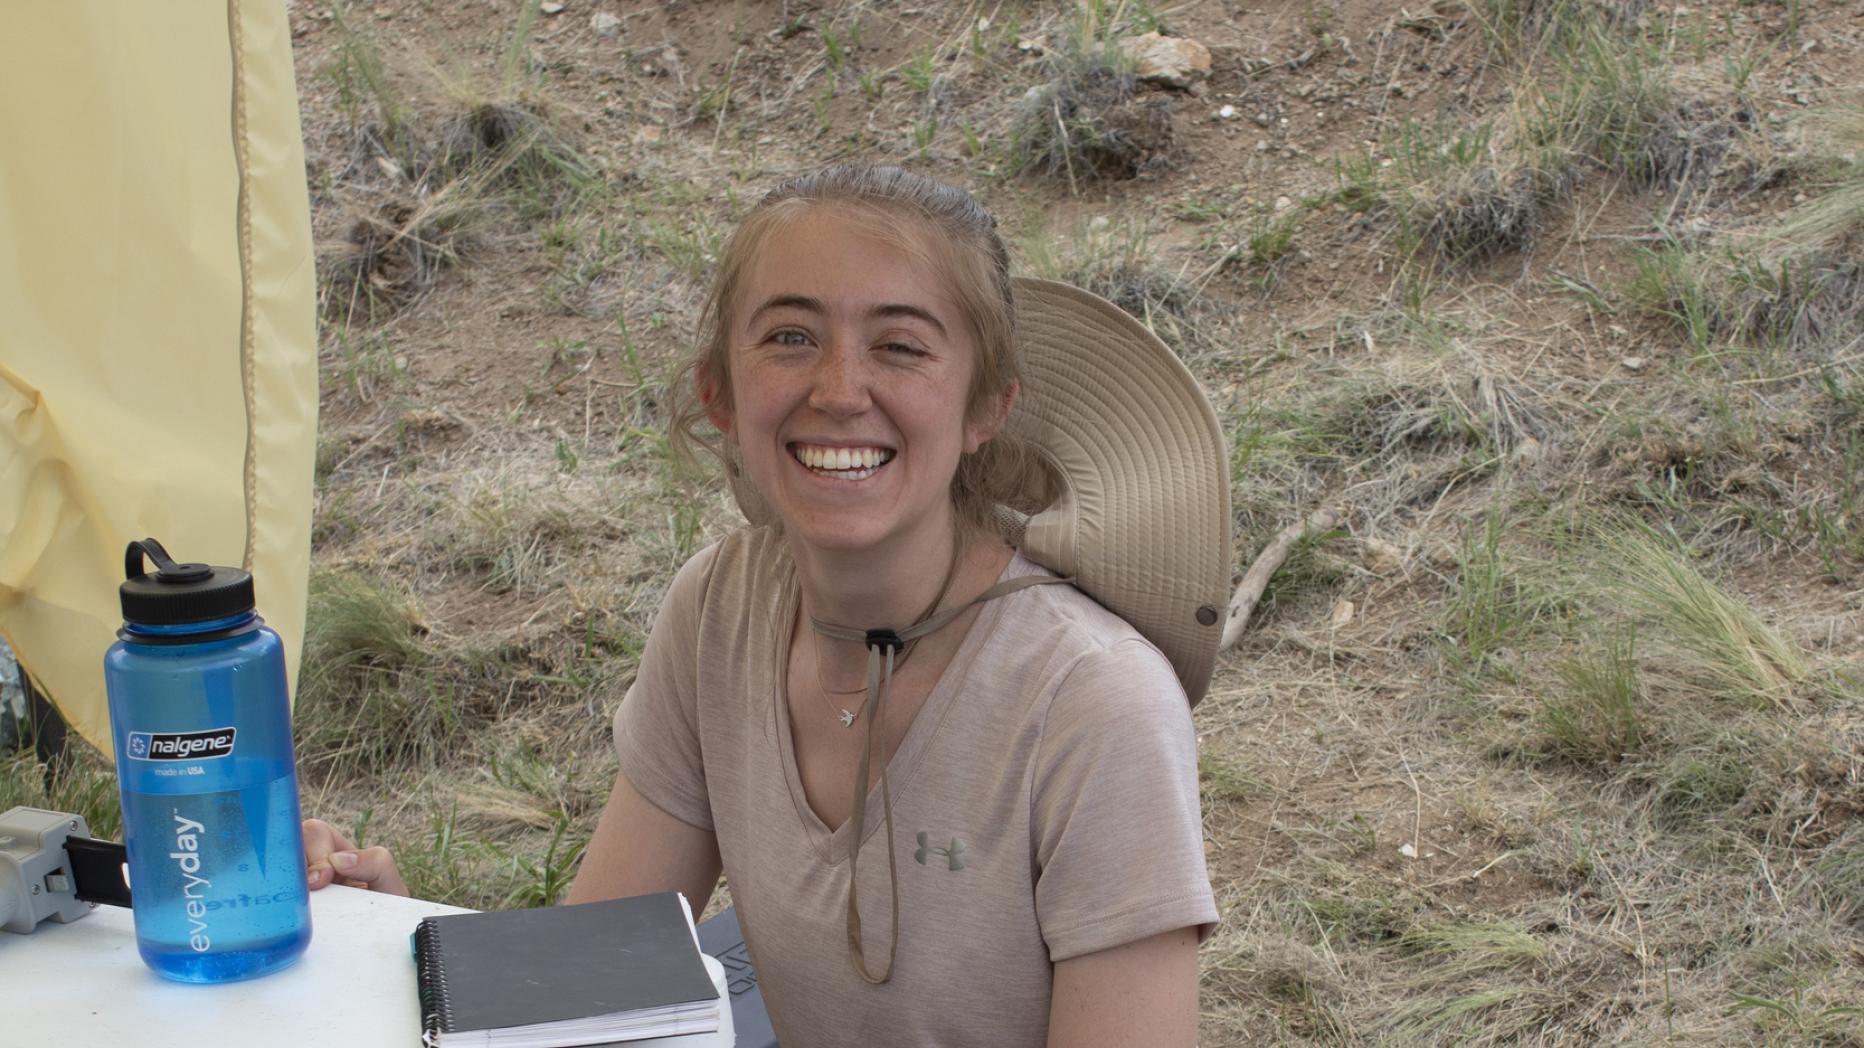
870 303 946 335
746 295 947 336
747 294 824 325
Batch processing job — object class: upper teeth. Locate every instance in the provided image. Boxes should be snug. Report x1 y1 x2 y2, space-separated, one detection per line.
797 445 890 470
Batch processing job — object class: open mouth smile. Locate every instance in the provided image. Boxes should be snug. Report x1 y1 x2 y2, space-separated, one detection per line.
790 442 895 480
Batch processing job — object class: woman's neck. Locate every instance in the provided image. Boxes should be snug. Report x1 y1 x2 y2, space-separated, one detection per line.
786 517 1005 632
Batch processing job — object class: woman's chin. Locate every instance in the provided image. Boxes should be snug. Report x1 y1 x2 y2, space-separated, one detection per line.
779 517 901 556
773 502 955 560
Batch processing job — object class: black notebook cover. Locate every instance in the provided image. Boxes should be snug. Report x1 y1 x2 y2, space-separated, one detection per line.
413 892 720 1042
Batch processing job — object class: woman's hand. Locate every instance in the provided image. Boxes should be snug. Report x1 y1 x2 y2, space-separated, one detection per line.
302 818 411 896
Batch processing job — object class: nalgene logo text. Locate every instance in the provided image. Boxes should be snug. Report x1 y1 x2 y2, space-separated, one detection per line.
171 812 213 952
129 727 236 761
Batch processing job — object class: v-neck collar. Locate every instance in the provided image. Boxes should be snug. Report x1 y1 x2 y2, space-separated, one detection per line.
770 555 1021 864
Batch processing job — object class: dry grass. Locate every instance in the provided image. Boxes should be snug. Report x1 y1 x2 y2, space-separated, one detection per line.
1624 98 1864 359
316 0 595 323
1010 1 1177 186
10 2 1864 1043
1589 523 1812 707
1342 5 1762 274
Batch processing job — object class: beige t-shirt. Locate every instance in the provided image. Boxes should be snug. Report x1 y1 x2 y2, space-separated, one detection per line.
614 527 1217 1047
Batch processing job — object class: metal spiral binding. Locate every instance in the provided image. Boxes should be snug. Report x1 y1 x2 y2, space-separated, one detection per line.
413 917 452 1046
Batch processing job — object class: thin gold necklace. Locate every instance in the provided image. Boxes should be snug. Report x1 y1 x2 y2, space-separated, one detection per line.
809 537 963 728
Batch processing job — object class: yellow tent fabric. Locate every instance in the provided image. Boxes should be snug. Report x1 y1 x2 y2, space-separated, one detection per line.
0 1 318 760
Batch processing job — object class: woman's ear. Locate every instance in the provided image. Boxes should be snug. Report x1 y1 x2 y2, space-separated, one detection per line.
698 363 734 439
963 380 1020 454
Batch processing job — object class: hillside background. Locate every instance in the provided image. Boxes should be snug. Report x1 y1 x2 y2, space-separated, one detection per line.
12 0 1864 1042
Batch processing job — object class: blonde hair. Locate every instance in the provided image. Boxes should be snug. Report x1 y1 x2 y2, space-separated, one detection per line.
670 164 1028 530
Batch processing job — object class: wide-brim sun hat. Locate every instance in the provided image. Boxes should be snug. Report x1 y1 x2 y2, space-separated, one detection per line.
728 276 1233 707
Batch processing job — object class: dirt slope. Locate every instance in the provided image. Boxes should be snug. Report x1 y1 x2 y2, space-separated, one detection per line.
286 1 1864 1042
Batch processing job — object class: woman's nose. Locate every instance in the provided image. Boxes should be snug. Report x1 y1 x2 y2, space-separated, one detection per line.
808 343 869 415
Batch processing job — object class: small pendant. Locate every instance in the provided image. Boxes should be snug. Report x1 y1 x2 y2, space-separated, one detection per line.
838 708 857 728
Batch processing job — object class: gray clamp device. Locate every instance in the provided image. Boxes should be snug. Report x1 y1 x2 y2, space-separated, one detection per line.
0 806 132 934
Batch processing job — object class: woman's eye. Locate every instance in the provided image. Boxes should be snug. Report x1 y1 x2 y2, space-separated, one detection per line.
770 330 810 347
881 342 926 357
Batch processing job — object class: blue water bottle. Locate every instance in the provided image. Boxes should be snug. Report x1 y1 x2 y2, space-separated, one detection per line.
103 538 312 982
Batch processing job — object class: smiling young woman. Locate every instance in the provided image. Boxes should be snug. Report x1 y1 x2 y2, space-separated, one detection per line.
304 165 1230 1048
711 209 1007 572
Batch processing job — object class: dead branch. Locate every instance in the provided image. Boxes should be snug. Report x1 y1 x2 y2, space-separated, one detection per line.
1220 508 1340 651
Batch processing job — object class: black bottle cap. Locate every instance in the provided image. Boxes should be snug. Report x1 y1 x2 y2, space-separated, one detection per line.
118 538 256 626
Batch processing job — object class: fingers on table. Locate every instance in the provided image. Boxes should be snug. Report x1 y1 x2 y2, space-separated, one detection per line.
303 818 358 891
326 845 409 896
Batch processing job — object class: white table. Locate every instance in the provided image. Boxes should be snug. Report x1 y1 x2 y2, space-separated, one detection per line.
0 884 733 1047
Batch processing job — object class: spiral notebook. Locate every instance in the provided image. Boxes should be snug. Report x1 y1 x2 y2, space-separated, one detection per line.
412 892 722 1047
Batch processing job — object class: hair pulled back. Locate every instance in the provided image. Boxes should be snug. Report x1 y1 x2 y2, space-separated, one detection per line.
670 164 1027 530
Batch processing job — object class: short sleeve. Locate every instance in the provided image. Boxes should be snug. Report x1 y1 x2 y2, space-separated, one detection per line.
1031 639 1218 962
611 541 722 831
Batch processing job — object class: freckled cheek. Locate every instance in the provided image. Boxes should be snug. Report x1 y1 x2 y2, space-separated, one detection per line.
727 373 808 440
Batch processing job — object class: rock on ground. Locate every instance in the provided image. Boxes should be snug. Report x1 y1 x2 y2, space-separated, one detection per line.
1119 32 1211 90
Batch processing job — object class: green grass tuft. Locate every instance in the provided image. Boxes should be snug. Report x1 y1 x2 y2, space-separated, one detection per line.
1199 754 1267 804
1389 984 1562 1044
304 567 428 674
1397 920 1548 980
1538 630 1648 764
1445 503 1549 680
1594 524 1809 708
0 746 121 842
1652 744 1753 828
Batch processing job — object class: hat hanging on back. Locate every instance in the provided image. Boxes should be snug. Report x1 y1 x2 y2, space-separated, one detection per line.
994 278 1231 705
727 277 1233 707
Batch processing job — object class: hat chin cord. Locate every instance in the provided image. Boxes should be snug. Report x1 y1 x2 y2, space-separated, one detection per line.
811 573 1066 983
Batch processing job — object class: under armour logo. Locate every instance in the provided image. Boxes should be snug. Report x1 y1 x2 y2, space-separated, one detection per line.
914 831 965 871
